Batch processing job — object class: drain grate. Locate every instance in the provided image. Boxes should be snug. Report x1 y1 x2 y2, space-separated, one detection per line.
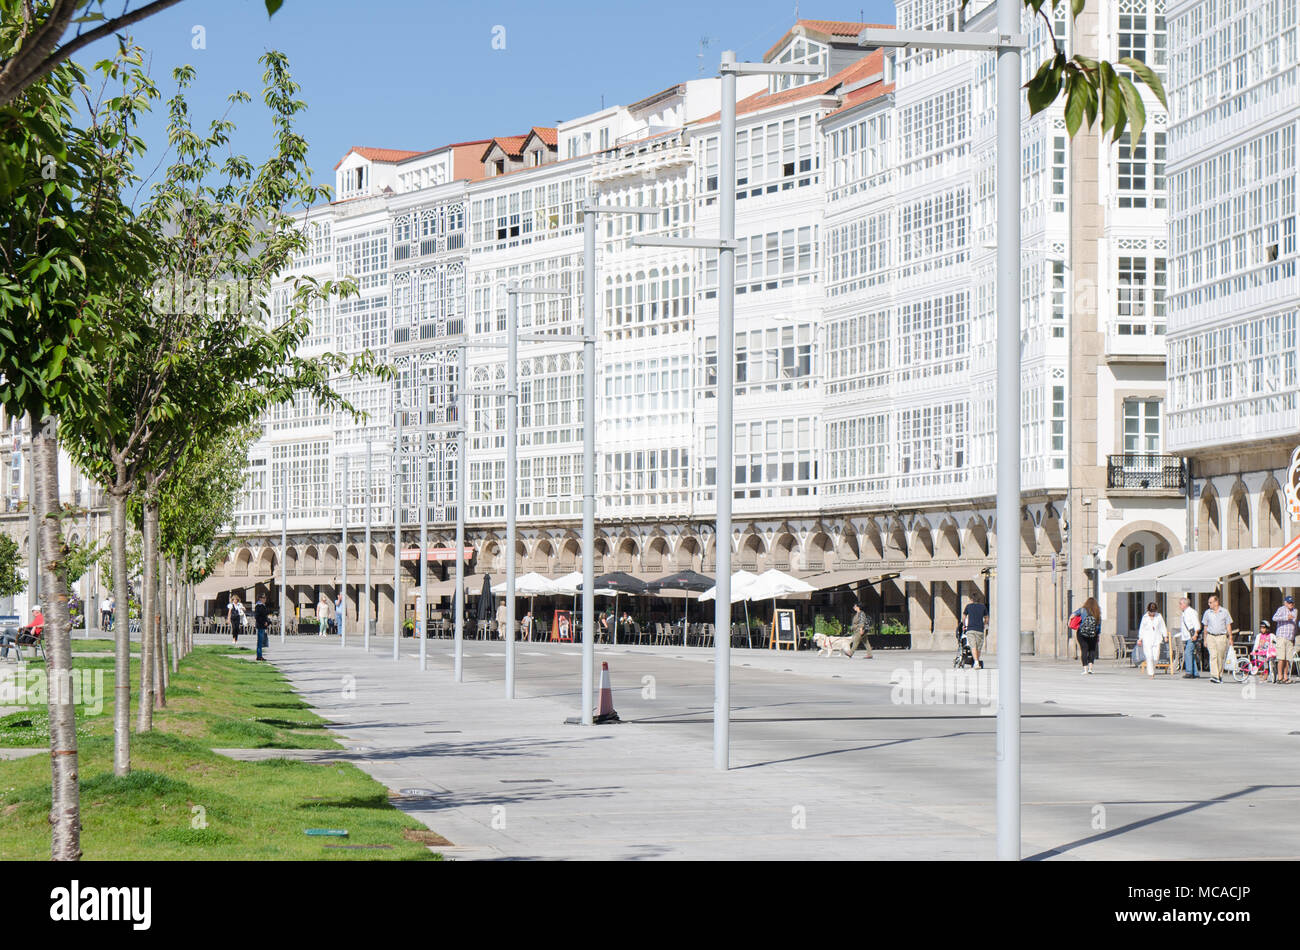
397 788 442 797
499 778 552 784
424 730 462 734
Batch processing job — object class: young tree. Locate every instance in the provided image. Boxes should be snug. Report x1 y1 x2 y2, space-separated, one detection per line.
0 38 156 861
0 0 287 104
62 49 383 746
0 532 25 599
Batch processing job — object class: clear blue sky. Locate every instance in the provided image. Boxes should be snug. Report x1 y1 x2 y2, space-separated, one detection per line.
82 0 896 193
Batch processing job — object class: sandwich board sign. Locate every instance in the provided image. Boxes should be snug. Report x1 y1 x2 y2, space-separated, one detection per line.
771 608 797 651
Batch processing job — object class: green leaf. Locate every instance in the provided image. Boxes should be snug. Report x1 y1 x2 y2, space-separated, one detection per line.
1025 55 1064 116
1116 73 1147 145
1062 73 1084 136
1119 56 1168 109
265 0 285 14
1098 61 1124 141
1071 0 1085 17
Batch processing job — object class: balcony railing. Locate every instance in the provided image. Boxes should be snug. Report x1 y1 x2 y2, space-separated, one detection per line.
1106 454 1186 492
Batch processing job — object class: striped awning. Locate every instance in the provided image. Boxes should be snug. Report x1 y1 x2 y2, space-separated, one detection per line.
1255 535 1300 587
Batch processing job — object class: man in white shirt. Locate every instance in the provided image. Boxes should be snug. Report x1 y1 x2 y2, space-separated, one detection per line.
1201 594 1234 684
1177 596 1201 679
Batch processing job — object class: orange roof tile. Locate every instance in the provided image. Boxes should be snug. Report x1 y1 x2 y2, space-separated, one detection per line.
764 19 894 60
529 126 558 147
693 49 886 125
481 135 527 162
333 146 424 170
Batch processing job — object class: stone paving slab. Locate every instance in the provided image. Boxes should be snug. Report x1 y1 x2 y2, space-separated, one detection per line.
0 748 47 760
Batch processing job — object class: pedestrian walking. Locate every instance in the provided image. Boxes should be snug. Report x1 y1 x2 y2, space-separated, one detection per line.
1200 593 1234 684
1137 602 1168 678
254 593 269 661
1071 597 1101 674
318 596 331 637
227 594 244 645
1272 595 1297 684
847 603 873 659
334 591 343 637
496 600 507 640
962 598 988 669
1176 596 1201 678
521 609 534 642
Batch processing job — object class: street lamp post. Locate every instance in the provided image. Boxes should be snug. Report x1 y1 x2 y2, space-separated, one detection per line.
578 200 657 723
393 382 403 661
501 281 571 700
364 438 372 651
340 455 349 649
630 53 819 771
419 382 429 672
860 7 1025 859
280 469 287 645
454 343 467 682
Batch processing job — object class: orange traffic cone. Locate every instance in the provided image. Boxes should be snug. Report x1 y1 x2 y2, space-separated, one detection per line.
594 661 620 724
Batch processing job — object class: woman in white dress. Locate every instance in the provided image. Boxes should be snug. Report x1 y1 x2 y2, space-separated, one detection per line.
1137 602 1168 678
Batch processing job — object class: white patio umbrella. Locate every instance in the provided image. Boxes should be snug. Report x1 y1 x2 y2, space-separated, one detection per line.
697 570 760 603
746 569 817 644
504 572 557 641
698 570 761 642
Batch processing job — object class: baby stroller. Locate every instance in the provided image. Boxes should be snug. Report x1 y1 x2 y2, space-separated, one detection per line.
953 620 975 669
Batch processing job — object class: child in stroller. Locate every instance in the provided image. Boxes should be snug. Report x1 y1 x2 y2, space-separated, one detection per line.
1232 620 1275 683
953 618 975 669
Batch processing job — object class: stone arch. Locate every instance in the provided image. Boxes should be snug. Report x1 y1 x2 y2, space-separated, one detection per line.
558 537 580 572
676 535 701 571
840 523 866 561
1226 481 1251 549
1198 485 1222 551
885 519 908 561
936 519 961 559
615 536 638 572
258 547 276 577
286 546 299 575
644 535 669 574
805 531 835 571
234 547 253 577
911 520 934 561
530 538 555 572
771 531 797 570
737 532 765 571
1021 510 1038 557
1040 505 1064 555
965 517 990 557
1259 479 1285 548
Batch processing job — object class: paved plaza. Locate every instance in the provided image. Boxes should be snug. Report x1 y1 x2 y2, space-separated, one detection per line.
234 634 1300 860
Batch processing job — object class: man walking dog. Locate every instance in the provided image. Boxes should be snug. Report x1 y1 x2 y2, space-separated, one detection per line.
846 603 873 659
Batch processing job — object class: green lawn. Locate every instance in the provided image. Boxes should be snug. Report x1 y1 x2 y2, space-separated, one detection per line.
0 647 442 860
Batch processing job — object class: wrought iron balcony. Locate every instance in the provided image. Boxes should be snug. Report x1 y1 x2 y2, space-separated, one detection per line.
1106 454 1186 492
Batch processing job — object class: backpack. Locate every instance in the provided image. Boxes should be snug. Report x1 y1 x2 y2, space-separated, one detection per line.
1079 612 1098 637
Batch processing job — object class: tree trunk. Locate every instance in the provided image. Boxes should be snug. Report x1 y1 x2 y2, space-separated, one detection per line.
108 486 131 776
153 542 166 708
172 564 179 664
136 498 156 731
181 551 189 660
35 418 81 861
